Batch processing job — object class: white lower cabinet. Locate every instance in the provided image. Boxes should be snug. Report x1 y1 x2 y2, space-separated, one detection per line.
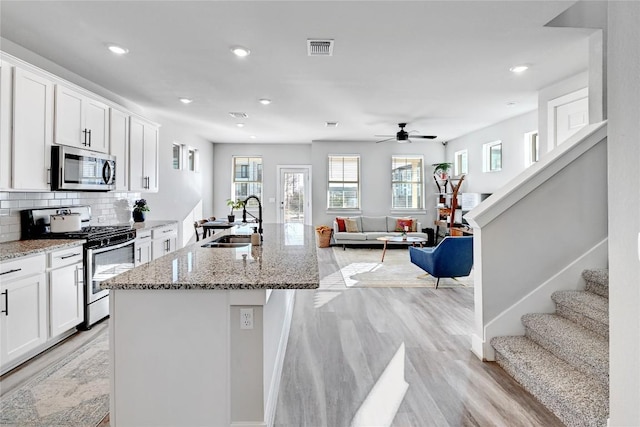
48 247 84 338
0 254 47 371
135 230 152 266
152 224 178 260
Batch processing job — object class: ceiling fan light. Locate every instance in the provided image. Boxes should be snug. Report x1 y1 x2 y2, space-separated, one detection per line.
509 64 529 73
107 44 129 55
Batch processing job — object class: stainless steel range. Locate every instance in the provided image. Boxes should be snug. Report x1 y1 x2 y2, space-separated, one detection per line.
21 206 136 329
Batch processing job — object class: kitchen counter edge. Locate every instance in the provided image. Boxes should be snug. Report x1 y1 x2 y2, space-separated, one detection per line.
0 239 86 261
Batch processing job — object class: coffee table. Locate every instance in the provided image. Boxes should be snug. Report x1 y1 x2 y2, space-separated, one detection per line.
376 236 427 262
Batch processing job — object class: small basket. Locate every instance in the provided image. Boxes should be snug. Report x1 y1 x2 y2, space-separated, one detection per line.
315 226 333 248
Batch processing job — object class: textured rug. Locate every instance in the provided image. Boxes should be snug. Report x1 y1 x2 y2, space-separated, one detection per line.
330 247 473 288
0 329 109 427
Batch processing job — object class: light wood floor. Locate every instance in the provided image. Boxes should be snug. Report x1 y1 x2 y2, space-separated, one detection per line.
1 246 563 427
273 247 564 426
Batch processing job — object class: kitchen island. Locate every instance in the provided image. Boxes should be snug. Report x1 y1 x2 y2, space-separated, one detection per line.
101 224 319 427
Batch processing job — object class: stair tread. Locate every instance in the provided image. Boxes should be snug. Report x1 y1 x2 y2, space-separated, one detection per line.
491 336 609 424
582 268 609 288
552 290 609 324
522 313 608 380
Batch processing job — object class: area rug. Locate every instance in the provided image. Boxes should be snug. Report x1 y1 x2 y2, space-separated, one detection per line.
331 247 473 288
0 329 109 427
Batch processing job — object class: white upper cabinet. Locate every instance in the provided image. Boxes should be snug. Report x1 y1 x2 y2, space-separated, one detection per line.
0 61 12 190
129 116 159 192
110 107 130 191
54 84 109 153
12 67 54 191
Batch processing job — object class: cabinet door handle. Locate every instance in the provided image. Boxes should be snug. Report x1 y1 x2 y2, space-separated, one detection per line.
60 253 81 259
47 168 51 185
82 128 88 146
0 268 21 276
137 247 142 263
1 290 7 316
87 129 92 147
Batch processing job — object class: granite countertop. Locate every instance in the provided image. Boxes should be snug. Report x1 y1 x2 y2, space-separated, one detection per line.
101 224 319 290
0 239 86 261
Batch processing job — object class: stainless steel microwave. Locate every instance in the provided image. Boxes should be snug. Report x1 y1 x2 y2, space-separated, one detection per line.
51 145 116 191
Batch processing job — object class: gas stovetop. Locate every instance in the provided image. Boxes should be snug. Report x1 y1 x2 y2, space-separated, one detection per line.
46 225 134 240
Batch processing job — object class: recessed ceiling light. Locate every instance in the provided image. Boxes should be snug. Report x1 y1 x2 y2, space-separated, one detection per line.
258 98 271 105
107 44 129 55
231 46 250 57
250 135 257 139
509 64 529 73
236 123 245 128
179 98 193 104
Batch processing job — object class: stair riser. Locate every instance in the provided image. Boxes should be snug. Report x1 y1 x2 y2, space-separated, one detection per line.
524 328 609 385
556 304 609 338
585 281 609 299
494 351 605 427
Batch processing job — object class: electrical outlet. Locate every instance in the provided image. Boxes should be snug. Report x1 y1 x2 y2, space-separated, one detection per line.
240 308 254 330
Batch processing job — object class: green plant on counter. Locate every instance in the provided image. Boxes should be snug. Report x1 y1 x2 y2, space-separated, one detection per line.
226 199 245 214
133 199 150 212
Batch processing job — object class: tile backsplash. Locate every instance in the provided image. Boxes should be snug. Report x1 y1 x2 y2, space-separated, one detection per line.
0 191 141 242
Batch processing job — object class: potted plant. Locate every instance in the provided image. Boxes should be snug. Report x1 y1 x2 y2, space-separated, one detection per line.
132 199 150 222
226 199 244 223
432 162 453 179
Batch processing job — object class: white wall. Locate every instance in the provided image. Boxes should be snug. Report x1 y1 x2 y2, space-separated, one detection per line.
607 1 640 425
142 113 214 229
211 143 312 223
310 140 446 228
444 111 537 194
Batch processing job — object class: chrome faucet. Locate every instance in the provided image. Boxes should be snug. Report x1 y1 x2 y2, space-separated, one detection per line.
242 195 263 240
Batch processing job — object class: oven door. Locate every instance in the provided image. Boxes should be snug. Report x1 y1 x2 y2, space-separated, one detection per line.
85 239 135 304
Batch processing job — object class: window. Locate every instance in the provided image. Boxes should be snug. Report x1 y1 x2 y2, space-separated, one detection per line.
454 150 468 175
232 156 262 207
172 143 182 170
391 156 423 209
188 148 199 172
524 131 539 167
327 155 360 209
483 140 502 172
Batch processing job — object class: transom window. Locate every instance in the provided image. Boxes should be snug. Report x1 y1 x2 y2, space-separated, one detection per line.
524 131 539 167
391 156 424 209
232 156 262 207
327 155 360 209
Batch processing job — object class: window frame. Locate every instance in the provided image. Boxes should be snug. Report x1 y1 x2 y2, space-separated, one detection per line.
454 149 468 175
327 154 361 210
390 155 424 210
483 140 503 172
524 130 539 167
172 143 183 170
231 156 263 207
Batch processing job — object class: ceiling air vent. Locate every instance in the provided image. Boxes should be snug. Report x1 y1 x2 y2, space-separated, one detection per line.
307 39 334 56
229 112 248 119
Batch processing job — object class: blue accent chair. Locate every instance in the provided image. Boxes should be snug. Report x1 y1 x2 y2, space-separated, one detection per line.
409 236 473 288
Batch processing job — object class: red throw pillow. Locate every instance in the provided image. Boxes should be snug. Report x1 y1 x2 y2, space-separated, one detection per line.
336 217 346 232
395 218 413 232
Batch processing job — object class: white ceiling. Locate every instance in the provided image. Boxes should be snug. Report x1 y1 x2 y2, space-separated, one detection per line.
0 1 592 144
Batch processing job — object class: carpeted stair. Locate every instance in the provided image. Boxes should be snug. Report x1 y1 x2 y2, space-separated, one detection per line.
491 268 609 427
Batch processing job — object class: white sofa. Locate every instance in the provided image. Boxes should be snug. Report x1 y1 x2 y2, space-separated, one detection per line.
332 215 429 249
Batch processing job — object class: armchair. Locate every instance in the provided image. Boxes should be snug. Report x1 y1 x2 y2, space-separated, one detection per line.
409 236 473 288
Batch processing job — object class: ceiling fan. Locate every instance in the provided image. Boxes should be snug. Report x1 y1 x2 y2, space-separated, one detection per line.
375 123 437 143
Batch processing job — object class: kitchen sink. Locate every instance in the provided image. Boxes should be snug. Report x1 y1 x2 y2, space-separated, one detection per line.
213 235 252 244
201 234 252 248
201 242 249 248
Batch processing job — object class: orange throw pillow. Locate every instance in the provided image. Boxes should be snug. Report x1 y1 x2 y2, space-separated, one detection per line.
395 218 413 232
